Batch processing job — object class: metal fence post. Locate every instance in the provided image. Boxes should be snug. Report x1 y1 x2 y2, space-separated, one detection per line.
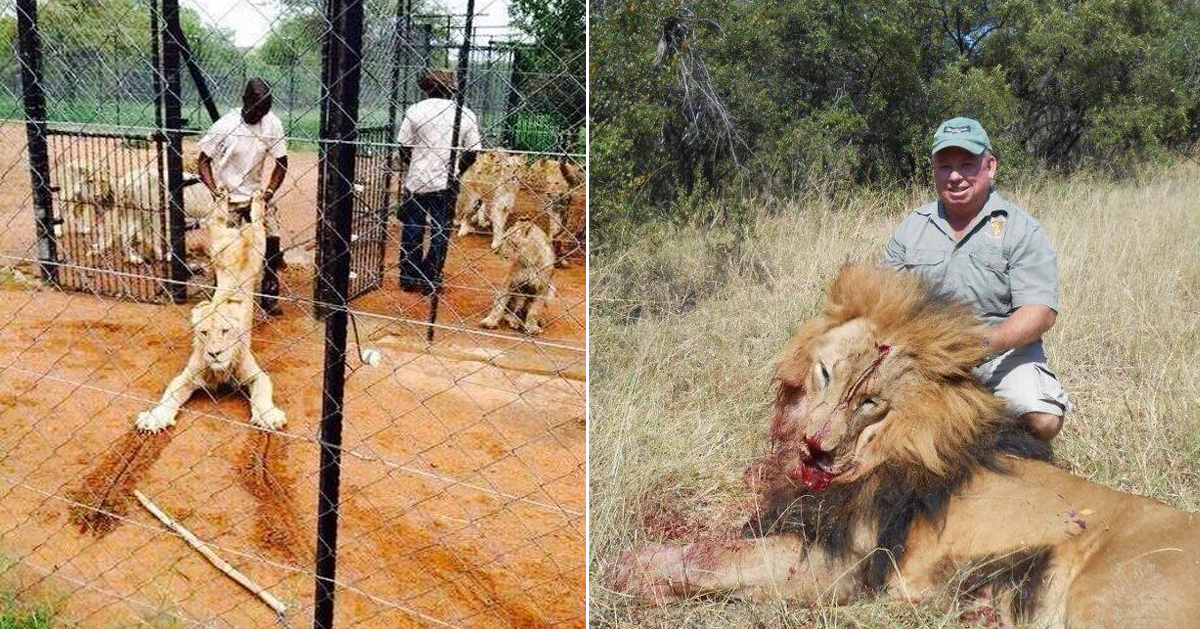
161 0 188 303
16 0 57 284
383 1 404 231
425 1 475 344
312 0 366 625
504 47 523 148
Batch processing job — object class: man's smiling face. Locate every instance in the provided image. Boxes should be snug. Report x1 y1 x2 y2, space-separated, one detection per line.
933 146 996 217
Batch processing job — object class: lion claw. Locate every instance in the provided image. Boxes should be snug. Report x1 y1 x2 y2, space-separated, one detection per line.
135 408 175 433
253 406 287 431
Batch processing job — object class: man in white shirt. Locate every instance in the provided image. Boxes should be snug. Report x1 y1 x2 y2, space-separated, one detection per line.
197 78 289 314
396 69 482 293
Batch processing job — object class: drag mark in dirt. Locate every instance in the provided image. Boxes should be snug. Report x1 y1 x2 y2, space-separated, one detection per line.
341 495 546 627
66 429 174 536
236 431 307 564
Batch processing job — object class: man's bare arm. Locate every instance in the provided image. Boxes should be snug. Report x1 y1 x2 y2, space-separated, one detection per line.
198 153 218 196
985 305 1057 353
264 156 288 199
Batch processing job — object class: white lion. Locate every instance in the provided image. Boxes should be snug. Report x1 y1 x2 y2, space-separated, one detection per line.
56 161 114 238
480 220 556 336
135 295 285 433
91 166 215 265
207 191 266 301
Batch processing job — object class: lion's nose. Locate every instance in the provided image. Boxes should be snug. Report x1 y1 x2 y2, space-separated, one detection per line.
207 351 220 360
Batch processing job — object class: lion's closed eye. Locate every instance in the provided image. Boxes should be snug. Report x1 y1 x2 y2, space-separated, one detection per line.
816 362 831 388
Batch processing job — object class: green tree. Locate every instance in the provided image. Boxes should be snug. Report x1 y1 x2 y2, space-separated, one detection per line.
509 0 586 152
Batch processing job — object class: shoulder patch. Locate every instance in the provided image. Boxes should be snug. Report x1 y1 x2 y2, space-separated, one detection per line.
988 215 1006 239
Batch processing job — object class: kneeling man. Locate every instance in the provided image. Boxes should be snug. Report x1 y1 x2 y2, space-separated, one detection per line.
882 117 1070 440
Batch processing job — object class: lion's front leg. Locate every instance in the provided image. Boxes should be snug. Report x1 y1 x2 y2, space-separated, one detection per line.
237 351 285 431
137 360 202 432
521 290 548 335
489 196 510 251
613 534 859 605
480 289 511 329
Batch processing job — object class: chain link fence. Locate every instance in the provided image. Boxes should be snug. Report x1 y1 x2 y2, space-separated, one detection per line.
0 0 585 626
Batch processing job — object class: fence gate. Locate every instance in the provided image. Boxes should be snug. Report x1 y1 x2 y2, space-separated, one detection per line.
43 129 186 303
347 125 392 299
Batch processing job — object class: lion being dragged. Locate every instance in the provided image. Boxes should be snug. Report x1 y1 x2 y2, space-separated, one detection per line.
136 192 285 433
613 264 1200 628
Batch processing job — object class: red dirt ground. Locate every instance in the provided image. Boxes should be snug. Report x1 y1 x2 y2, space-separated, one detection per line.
0 125 585 628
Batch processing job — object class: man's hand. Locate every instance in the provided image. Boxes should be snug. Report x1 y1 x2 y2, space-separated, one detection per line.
984 305 1057 354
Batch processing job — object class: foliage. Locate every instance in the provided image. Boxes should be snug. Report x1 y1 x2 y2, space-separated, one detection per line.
592 0 1200 234
509 0 586 152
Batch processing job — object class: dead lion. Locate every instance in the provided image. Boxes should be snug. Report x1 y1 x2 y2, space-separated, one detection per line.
480 220 555 336
614 264 1200 627
136 295 285 433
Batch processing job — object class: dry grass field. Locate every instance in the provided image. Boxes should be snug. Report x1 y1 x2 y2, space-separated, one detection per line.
589 163 1200 627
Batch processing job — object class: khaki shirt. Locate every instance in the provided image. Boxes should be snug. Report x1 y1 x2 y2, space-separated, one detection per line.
881 191 1058 324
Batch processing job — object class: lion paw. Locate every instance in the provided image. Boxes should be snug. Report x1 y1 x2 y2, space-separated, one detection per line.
522 322 543 336
253 406 287 431
480 315 501 330
136 408 176 433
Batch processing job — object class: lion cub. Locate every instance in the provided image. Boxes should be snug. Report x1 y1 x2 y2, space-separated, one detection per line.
135 296 285 433
480 220 556 336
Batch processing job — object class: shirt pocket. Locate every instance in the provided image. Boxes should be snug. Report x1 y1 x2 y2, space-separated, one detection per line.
966 249 1011 315
903 248 946 285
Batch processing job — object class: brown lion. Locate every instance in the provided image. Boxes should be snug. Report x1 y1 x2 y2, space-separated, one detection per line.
614 264 1200 627
480 220 555 336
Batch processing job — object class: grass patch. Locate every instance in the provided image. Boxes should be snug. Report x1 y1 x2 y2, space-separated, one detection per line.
0 593 53 629
589 164 1200 626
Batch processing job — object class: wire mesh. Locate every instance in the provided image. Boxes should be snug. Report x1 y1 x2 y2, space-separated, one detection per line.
0 0 585 627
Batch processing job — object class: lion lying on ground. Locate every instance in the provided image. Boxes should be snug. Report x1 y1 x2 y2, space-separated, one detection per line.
56 161 114 238
135 295 285 433
614 264 1200 627
87 166 214 265
479 220 555 336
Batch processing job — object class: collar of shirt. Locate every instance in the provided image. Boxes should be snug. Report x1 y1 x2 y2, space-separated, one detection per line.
917 190 1009 247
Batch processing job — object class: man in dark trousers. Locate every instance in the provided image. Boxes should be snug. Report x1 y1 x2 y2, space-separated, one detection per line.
396 69 481 293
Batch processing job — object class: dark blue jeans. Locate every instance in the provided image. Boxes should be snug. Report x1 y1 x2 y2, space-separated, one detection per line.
398 188 456 287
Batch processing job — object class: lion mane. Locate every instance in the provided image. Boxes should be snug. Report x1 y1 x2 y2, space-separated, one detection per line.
748 265 1051 589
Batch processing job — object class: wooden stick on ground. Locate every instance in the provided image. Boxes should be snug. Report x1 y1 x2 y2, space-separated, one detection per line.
133 489 288 617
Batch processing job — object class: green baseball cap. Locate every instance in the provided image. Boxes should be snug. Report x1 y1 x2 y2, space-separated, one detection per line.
931 117 992 156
